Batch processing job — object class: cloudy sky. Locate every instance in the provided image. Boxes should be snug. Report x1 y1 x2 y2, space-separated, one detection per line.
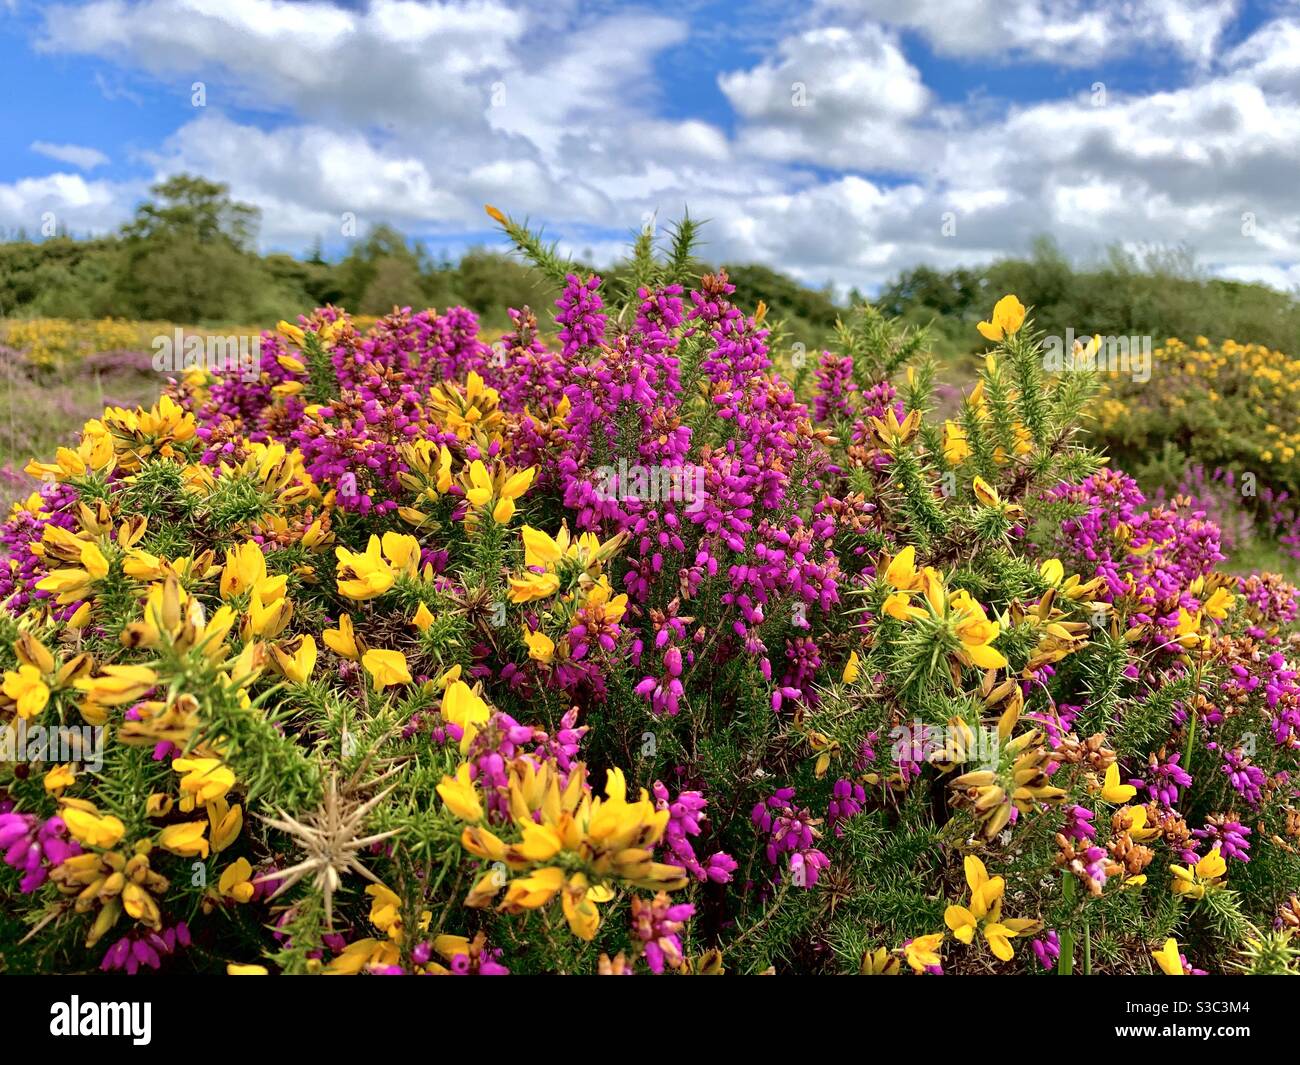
2 0 1298 292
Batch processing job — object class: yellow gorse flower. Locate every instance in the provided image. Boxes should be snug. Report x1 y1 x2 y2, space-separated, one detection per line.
903 933 945 973
121 577 237 660
74 664 159 726
882 553 1008 671
219 540 279 600
335 533 422 600
412 602 435 632
35 536 113 606
323 613 363 659
99 395 197 471
508 523 624 604
1170 846 1227 900
3 664 51 719
1152 938 1186 975
427 371 505 442
522 627 556 665
158 821 210 859
366 882 430 942
218 857 256 904
459 760 685 941
173 757 236 810
277 320 307 346
25 418 115 482
59 798 127 850
868 407 921 451
437 762 484 822
362 648 412 690
977 294 1026 343
946 590 1008 670
441 680 492 752
1039 558 1065 586
44 763 76 794
1100 763 1137 804
1202 586 1235 621
461 459 536 525
271 635 317 683
397 439 456 525
942 420 971 464
208 796 244 853
860 946 901 975
944 855 1040 962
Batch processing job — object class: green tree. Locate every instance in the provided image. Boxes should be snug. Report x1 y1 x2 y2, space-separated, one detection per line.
121 174 260 250
361 256 426 315
111 175 267 322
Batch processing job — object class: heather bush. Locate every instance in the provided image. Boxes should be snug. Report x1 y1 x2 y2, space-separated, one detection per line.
2 215 1298 976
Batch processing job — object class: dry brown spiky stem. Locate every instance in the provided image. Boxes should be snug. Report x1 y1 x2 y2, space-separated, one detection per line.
253 772 401 929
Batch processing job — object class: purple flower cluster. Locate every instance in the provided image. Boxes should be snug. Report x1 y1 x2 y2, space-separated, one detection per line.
0 810 80 892
1192 818 1251 862
813 350 856 423
554 274 607 358
197 307 489 516
630 892 695 973
507 270 843 712
652 780 736 883
413 937 509 976
1151 465 1256 556
1046 469 1225 646
0 481 79 617
101 922 192 973
1217 746 1266 805
1137 752 1193 807
1082 845 1110 889
632 604 691 716
827 778 866 837
751 787 829 888
1032 930 1060 970
1061 804 1097 842
458 707 588 821
1238 573 1299 637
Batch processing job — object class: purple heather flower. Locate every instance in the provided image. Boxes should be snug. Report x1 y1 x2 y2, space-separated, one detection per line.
631 892 695 973
555 274 607 357
101 922 190 974
652 781 736 883
752 788 829 888
1219 747 1266 806
1138 752 1193 807
0 812 81 893
1032 930 1061 970
1062 805 1097 842
827 778 866 837
1193 818 1252 862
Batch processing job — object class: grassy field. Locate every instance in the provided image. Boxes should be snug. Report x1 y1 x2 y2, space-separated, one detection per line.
0 345 159 509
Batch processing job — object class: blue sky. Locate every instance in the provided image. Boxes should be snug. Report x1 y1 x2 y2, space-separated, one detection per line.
2 0 1299 292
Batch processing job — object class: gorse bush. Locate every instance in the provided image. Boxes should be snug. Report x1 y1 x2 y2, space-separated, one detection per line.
1096 336 1300 500
2 213 1299 976
880 239 1300 360
1093 336 1300 581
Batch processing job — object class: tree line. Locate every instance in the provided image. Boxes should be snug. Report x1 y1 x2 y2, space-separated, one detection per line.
3 176 1296 356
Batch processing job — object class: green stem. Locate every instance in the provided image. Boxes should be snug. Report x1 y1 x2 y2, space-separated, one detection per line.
1057 871 1076 975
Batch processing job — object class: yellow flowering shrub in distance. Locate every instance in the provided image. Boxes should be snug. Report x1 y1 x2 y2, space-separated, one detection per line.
1095 335 1300 495
0 318 274 371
